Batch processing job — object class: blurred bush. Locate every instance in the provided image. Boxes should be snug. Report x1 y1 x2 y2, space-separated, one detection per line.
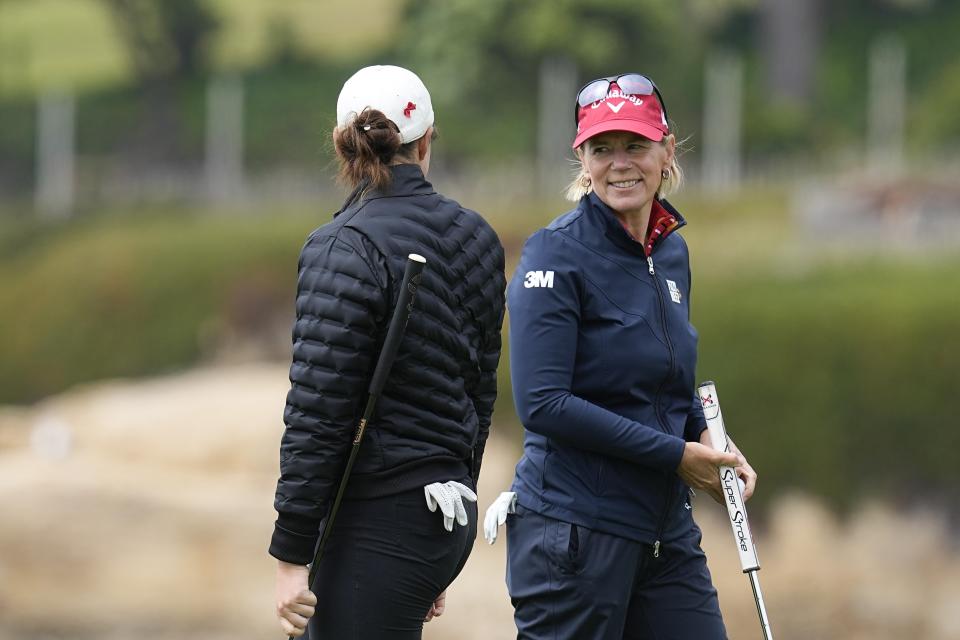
1 207 958 511
695 259 960 512
0 209 317 403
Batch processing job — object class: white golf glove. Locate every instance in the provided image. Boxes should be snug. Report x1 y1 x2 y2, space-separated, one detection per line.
424 481 478 532
483 491 517 545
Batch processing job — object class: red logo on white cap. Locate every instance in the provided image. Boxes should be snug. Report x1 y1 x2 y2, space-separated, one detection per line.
403 102 416 118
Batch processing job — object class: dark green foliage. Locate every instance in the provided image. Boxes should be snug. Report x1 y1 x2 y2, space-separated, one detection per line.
0 100 34 192
0 63 356 196
101 0 220 80
392 0 704 157
3 1 960 185
240 63 349 169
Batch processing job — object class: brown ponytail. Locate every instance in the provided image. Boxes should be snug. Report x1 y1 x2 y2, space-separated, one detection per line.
333 108 406 192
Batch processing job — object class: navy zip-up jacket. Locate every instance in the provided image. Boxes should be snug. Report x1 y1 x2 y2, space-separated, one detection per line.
509 192 706 546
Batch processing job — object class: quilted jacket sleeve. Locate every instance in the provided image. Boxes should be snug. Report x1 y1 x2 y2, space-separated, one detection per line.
270 230 387 565
467 235 506 484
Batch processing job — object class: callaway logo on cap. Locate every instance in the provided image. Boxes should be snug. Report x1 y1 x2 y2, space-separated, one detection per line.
336 65 435 144
573 79 669 148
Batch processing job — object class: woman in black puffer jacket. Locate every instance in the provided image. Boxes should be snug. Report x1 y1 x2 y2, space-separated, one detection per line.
269 65 505 640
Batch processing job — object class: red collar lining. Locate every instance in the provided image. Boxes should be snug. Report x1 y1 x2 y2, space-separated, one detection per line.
615 199 679 255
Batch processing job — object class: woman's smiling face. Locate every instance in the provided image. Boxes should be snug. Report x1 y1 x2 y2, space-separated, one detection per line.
579 131 675 217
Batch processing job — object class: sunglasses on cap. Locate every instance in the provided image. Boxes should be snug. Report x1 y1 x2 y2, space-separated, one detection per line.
574 73 669 127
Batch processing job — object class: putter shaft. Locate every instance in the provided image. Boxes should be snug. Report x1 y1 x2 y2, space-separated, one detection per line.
748 570 774 640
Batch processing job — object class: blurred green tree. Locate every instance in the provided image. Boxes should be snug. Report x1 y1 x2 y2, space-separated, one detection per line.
100 0 220 161
396 0 731 101
393 0 756 157
734 0 956 153
103 0 219 80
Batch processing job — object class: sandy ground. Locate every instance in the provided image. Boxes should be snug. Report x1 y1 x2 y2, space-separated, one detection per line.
1 364 959 640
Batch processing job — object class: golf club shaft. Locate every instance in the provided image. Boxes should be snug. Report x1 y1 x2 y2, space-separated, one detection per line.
308 253 425 584
697 381 774 639
748 570 774 640
294 254 426 639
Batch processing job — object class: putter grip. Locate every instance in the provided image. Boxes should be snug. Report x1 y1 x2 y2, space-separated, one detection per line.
368 254 426 397
697 381 761 573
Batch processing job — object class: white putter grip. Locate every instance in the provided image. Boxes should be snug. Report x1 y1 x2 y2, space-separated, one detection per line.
697 381 760 573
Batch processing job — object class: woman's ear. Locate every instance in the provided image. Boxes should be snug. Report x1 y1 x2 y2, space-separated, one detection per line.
417 127 434 160
663 135 676 169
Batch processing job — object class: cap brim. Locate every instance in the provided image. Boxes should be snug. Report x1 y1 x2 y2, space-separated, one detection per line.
572 119 666 148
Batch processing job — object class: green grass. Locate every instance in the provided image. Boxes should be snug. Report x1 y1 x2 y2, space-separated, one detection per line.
0 0 128 95
209 0 402 67
0 0 401 96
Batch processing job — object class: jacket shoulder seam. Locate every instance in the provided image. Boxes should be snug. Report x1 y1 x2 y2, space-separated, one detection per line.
304 225 385 290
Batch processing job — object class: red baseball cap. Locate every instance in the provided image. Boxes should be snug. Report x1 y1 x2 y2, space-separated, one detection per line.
572 81 670 148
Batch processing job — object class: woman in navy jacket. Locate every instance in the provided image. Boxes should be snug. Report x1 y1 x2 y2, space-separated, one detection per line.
486 74 757 639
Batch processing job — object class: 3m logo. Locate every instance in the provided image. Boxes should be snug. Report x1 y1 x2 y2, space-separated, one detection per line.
523 270 554 288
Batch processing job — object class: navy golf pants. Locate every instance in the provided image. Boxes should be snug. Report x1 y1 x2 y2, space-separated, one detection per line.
303 484 476 640
506 505 727 640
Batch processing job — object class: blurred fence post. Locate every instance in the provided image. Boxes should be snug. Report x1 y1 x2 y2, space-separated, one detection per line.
537 56 577 197
759 0 821 106
867 35 906 176
701 50 743 193
35 90 75 218
206 74 245 203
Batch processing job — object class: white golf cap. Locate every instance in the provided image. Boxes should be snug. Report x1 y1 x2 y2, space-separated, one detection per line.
336 65 435 144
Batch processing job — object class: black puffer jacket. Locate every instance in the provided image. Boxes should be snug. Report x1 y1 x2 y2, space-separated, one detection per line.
270 164 506 565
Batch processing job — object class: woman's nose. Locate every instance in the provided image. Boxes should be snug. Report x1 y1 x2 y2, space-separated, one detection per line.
611 148 630 168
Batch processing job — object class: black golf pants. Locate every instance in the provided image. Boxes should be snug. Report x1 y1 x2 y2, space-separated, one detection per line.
304 483 477 640
506 505 727 640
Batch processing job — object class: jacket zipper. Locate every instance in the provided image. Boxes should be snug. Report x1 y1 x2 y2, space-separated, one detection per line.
653 480 678 558
647 251 679 558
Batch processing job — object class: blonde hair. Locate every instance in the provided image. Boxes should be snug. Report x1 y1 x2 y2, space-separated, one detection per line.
564 133 684 202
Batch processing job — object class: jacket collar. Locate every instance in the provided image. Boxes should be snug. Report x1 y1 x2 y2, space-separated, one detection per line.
336 164 435 214
585 191 686 256
370 163 436 199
